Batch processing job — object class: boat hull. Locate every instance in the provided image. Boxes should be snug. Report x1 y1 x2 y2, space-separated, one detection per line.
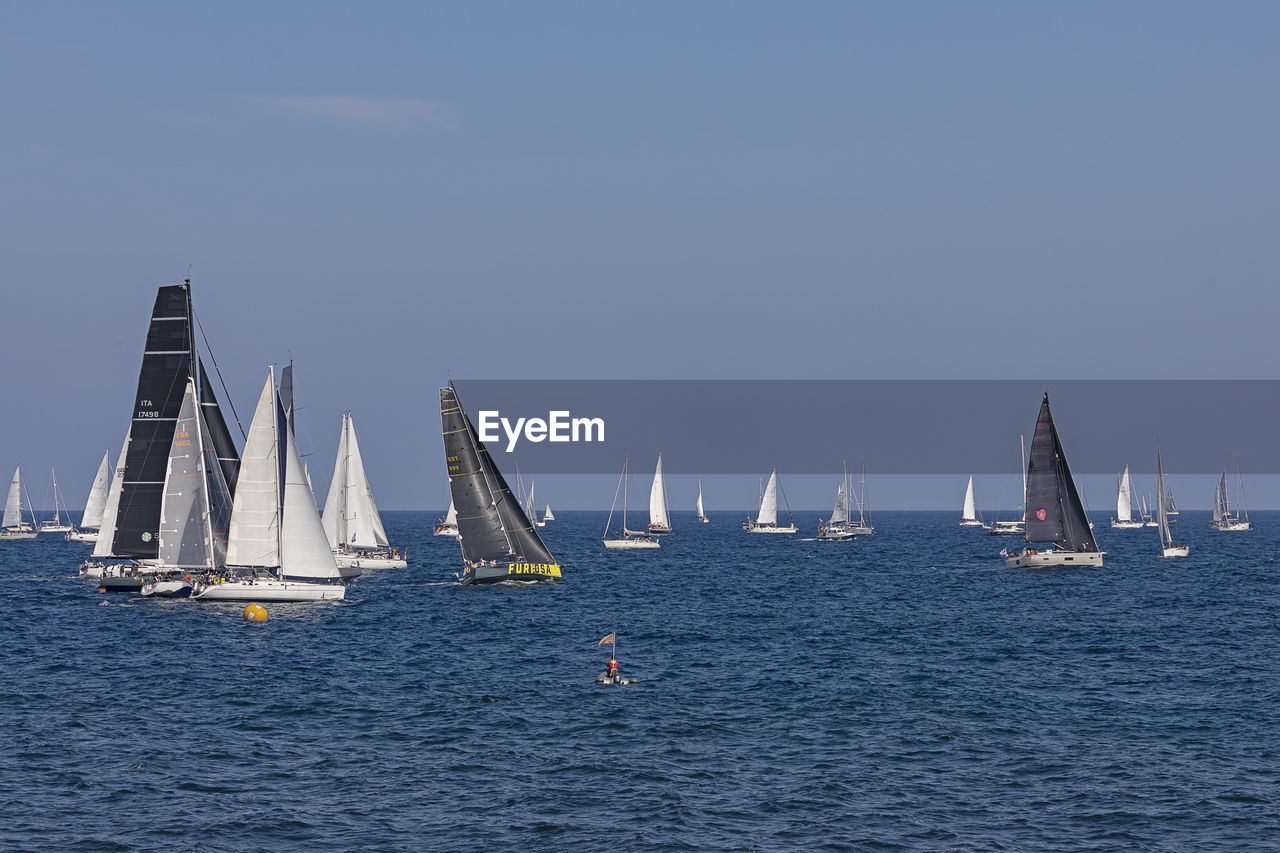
744 524 798 534
66 530 99 543
99 575 145 592
1162 545 1190 558
603 538 660 550
141 579 193 597
1005 550 1105 569
334 553 407 572
959 519 984 527
1209 521 1251 531
432 525 459 537
461 561 563 584
1110 520 1145 529
0 530 39 540
595 673 637 685
191 580 346 601
986 524 1025 537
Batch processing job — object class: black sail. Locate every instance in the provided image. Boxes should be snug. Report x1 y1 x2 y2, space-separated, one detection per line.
1024 393 1098 552
113 285 194 558
440 384 555 565
198 357 241 496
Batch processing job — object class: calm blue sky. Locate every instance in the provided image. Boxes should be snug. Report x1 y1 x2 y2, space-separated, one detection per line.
3 2 1278 509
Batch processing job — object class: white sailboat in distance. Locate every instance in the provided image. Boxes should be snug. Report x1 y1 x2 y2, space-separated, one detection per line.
321 411 407 573
648 453 672 534
744 469 798 534
1110 465 1144 529
434 498 459 537
1209 453 1250 531
696 480 709 523
1156 442 1188 558
603 458 660 550
1 467 38 539
67 452 111 543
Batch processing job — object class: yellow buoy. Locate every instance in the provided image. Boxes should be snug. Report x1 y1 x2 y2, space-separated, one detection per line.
242 603 268 622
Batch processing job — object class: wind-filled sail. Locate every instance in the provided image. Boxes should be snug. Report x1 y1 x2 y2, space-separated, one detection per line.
1117 466 1134 522
321 413 390 549
79 452 111 530
1213 474 1228 522
440 384 555 566
92 437 129 558
280 407 341 580
830 481 851 524
1156 447 1173 548
158 380 230 569
444 499 457 525
649 454 670 530
696 482 706 519
226 375 284 568
962 476 978 523
2 468 21 529
1024 394 1098 552
757 470 779 526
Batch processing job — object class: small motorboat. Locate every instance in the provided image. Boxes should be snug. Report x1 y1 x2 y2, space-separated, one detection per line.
595 672 637 686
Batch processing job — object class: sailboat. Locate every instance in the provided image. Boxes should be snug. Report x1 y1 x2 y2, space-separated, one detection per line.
960 475 983 527
528 481 545 528
88 281 242 590
647 453 672 534
81 437 127 579
1 467 38 539
1110 465 1144 529
1166 491 1179 516
440 383 562 582
1139 494 1157 527
191 368 346 601
696 480 709 523
321 411 407 573
848 461 874 535
433 499 459 537
818 463 856 540
38 470 75 533
987 435 1028 536
1155 443 1188 558
1209 454 1250 531
1004 394 1104 568
744 469 798 533
603 458 660 550
66 452 111 543
542 503 555 524
143 378 234 597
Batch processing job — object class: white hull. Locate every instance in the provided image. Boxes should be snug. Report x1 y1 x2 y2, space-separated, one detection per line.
433 524 459 537
849 525 874 536
1162 545 1190 558
39 524 74 534
959 519 984 527
986 522 1025 536
698 516 709 523
1110 519 1144 529
334 552 408 571
191 579 346 601
0 530 38 540
1005 549 1104 569
80 562 105 579
745 523 798 534
141 579 193 597
603 537 660 550
1210 521 1251 531
66 530 99 543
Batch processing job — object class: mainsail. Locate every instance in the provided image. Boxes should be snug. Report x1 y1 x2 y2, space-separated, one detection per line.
444 499 457 526
79 452 111 530
1117 466 1134 522
1023 394 1098 552
321 413 390 549
696 480 706 520
1213 473 1228 523
1156 445 1173 549
110 283 240 559
649 453 670 530
830 480 851 525
440 384 555 566
961 476 978 523
92 437 129 558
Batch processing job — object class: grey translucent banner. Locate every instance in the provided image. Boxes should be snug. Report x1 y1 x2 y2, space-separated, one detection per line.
448 380 1278 475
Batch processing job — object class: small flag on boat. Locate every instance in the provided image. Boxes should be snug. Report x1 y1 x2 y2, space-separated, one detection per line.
597 633 616 646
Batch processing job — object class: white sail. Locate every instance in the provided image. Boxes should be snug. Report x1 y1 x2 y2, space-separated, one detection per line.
2 468 21 529
79 452 111 530
321 413 350 547
226 373 283 568
962 476 978 523
1157 450 1172 548
696 480 706 519
444 499 457 525
158 379 225 570
543 503 554 521
649 453 670 530
280 410 341 580
757 469 779 526
830 481 851 524
92 436 130 558
1116 466 1134 522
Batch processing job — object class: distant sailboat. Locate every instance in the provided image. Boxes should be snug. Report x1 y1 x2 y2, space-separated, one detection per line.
987 434 1028 537
542 503 555 524
696 480 709 523
192 368 346 601
441 384 562 583
1004 394 1104 568
848 461 874 536
1110 465 1143 529
434 499 459 537
818 463 856 541
1209 453 1250 531
38 470 75 534
1 467 38 539
960 475 983 527
1155 443 1188 558
66 452 111 543
528 481 546 528
647 453 672 534
321 412 407 572
744 469 798 534
603 458 660 550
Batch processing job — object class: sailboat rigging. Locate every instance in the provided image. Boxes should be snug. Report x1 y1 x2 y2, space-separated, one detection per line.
603 458 660 550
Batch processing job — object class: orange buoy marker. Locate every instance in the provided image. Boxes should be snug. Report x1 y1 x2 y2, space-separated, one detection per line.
242 603 268 622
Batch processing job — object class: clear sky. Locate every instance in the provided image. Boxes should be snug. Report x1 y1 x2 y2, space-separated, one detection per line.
3 2 1278 510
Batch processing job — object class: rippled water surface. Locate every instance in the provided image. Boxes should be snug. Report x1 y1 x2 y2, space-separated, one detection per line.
3 510 1278 851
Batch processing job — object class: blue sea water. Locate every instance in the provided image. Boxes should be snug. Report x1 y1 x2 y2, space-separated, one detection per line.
2 510 1278 852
